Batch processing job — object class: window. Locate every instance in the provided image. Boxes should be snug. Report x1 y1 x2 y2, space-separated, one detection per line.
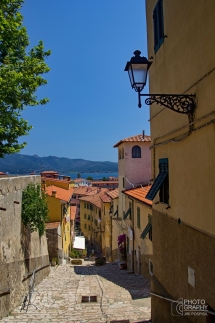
84 203 86 208
146 158 169 203
88 225 90 231
148 215 152 241
137 207 140 229
122 147 124 159
159 159 169 204
84 214 86 219
132 145 141 158
87 203 89 209
129 202 132 220
124 205 131 220
122 177 125 188
140 220 152 240
153 0 164 53
119 148 122 160
88 215 90 220
84 224 87 229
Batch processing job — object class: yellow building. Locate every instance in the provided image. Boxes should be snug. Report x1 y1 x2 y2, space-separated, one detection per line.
100 194 112 261
42 176 73 190
46 185 73 261
123 186 152 279
79 192 104 251
107 189 120 261
142 1 215 321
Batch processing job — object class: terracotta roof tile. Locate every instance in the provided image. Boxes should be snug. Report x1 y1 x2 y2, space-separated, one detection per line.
123 185 152 206
45 222 61 229
92 181 118 184
73 187 107 196
106 188 119 199
78 189 108 208
100 194 112 203
113 134 151 147
46 185 74 202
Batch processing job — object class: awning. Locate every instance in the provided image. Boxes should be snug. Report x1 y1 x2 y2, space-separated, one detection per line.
123 207 131 220
140 223 152 239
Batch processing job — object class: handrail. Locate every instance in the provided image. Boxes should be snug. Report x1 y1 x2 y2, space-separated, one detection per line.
0 288 11 296
23 264 50 281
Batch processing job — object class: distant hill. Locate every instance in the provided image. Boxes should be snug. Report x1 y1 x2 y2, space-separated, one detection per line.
0 154 118 175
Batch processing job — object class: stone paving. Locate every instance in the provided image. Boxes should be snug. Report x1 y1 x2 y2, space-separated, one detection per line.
0 261 151 323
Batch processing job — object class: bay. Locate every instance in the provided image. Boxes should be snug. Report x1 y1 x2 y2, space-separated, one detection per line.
66 172 118 180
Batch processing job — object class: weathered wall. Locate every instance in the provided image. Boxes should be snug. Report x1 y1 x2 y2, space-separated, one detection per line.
151 209 215 323
46 227 62 260
0 176 50 319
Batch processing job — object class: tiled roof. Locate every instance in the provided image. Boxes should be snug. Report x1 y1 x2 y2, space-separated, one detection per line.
106 188 119 199
100 194 112 203
78 189 108 208
123 185 152 206
45 222 61 229
92 181 118 184
46 185 74 202
73 186 107 196
113 134 151 147
41 170 58 174
70 206 76 220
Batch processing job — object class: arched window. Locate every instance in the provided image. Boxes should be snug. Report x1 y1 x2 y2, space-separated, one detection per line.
132 145 141 158
122 147 124 159
119 148 122 160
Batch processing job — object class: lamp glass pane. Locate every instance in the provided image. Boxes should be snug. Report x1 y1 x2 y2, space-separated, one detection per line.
131 63 148 90
128 66 134 88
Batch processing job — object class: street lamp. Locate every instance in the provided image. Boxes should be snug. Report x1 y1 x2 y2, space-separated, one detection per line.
124 50 196 114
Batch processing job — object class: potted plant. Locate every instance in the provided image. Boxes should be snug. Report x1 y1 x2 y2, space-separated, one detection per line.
51 258 57 266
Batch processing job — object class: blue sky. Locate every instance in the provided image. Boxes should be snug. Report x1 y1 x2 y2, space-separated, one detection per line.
20 1 150 162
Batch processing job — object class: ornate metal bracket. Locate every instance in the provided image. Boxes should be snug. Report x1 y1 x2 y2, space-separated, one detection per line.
138 92 196 114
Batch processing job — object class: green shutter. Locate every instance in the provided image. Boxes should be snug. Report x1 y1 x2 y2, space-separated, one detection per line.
153 0 164 53
146 158 168 200
140 223 152 239
123 207 131 220
114 208 118 217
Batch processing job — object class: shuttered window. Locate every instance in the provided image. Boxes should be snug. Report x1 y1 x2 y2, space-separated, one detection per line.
146 158 169 202
137 207 140 229
153 0 164 53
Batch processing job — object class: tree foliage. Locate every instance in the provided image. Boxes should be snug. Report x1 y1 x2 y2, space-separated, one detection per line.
21 183 49 236
0 0 51 157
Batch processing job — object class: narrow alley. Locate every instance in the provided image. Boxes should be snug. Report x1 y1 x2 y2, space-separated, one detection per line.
1 261 151 323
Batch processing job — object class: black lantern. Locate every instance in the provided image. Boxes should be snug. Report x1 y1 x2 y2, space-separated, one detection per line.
124 50 196 114
124 50 152 93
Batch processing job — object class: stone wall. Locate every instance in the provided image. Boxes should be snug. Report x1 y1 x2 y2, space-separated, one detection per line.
0 176 50 319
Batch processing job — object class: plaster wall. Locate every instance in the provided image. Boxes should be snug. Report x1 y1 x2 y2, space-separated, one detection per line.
124 196 153 278
111 197 121 261
0 176 50 319
145 0 215 234
151 209 215 323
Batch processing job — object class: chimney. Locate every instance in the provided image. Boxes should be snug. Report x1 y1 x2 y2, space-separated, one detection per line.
52 190 57 197
142 130 145 139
